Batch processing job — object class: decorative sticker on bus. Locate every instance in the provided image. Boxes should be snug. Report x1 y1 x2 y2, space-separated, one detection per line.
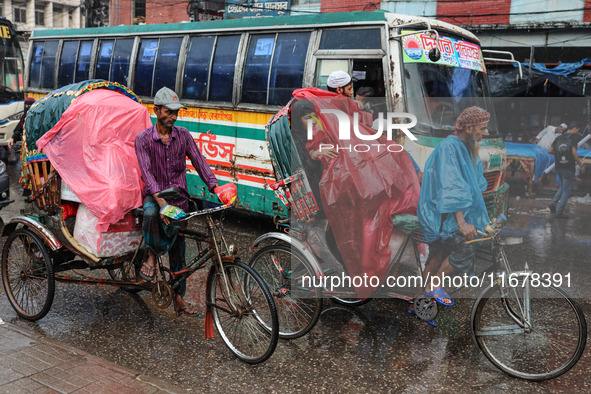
401 31 486 73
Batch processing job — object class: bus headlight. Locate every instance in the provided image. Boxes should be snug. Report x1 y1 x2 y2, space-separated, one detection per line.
8 111 23 121
0 161 6 174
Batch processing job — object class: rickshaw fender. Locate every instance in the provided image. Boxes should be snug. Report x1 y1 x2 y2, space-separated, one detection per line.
2 216 62 251
249 232 323 278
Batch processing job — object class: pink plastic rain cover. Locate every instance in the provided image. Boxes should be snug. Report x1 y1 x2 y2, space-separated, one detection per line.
36 89 152 232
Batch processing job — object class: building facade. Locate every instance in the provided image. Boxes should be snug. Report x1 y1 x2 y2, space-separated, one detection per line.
2 0 84 55
2 0 84 30
108 0 222 26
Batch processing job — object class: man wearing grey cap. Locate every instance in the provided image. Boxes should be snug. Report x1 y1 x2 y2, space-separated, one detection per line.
135 86 220 317
535 122 567 150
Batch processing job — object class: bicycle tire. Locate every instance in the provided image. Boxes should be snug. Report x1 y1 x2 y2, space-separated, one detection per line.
206 260 279 364
471 283 587 381
249 244 323 339
1 228 55 321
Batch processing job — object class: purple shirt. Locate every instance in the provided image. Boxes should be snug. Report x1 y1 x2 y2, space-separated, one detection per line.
135 125 217 209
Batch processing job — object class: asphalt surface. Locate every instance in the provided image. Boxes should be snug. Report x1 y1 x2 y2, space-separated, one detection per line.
1 159 590 392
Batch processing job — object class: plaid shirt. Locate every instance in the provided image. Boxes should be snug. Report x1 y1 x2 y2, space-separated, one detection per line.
135 125 217 209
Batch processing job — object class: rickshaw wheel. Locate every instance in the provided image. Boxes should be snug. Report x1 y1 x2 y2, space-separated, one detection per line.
1 228 55 321
249 244 323 339
107 252 143 293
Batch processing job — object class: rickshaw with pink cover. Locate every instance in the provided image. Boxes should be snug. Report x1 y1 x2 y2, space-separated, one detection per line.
0 80 279 364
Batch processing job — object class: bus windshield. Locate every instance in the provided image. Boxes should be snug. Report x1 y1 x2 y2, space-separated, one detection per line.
401 31 498 138
0 21 24 103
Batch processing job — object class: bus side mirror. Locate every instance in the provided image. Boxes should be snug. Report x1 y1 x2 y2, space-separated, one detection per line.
428 48 441 62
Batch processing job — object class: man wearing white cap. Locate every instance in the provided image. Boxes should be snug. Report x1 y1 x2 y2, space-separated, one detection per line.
535 122 567 150
326 70 354 98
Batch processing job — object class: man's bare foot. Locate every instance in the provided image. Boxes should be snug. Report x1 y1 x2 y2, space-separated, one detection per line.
174 294 200 317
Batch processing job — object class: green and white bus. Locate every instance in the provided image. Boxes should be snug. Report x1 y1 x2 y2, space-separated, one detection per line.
25 11 508 217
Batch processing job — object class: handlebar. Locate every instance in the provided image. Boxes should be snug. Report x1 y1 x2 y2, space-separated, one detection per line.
156 187 234 222
178 203 231 221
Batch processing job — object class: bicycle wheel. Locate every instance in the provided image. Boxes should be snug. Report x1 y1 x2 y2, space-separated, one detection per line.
249 244 322 339
472 283 587 381
1 228 55 321
206 260 278 364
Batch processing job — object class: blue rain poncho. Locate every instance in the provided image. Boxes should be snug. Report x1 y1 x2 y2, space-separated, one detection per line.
418 135 490 242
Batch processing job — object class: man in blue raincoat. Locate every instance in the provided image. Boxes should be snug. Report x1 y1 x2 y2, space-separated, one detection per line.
417 106 491 307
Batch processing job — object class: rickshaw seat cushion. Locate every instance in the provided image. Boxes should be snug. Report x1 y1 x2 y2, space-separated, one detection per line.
392 213 420 235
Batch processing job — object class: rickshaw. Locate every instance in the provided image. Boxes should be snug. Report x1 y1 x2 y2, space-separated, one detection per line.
248 97 587 379
0 80 279 364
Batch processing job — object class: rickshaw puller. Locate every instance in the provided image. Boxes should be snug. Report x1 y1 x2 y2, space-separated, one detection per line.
135 87 222 317
417 106 491 309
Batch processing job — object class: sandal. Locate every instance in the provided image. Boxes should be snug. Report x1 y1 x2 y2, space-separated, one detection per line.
405 307 437 327
424 287 454 306
175 304 202 318
139 262 156 282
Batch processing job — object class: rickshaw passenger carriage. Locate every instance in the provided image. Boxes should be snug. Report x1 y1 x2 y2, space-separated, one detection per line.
248 103 587 379
0 81 279 364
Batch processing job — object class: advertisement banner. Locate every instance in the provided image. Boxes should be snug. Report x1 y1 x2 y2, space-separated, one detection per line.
402 30 487 73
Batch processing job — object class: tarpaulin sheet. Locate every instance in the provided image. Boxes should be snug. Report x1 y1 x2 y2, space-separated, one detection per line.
418 135 490 244
292 88 420 297
505 142 555 182
25 80 104 151
488 67 591 97
36 88 152 232
517 58 591 77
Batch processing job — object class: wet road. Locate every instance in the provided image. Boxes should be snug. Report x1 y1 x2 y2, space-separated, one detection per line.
1 161 590 392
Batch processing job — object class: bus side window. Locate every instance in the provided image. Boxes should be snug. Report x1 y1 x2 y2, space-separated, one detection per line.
242 34 275 105
29 41 45 88
269 32 310 105
241 31 310 106
182 36 215 101
95 40 114 81
319 29 381 50
40 41 59 89
58 41 79 87
29 40 58 89
134 38 158 97
153 37 183 95
75 41 93 83
315 59 349 89
209 35 240 102
110 38 134 86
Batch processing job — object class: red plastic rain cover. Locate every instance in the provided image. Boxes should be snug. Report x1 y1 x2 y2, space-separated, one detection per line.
293 88 420 297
